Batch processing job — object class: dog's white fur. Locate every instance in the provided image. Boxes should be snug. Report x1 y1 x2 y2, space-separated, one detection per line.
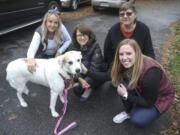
6 51 82 117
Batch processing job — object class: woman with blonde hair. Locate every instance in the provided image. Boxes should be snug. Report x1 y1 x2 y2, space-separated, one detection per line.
27 9 71 72
111 39 174 128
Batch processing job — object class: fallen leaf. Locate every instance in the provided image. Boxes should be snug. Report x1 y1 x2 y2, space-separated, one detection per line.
8 113 17 120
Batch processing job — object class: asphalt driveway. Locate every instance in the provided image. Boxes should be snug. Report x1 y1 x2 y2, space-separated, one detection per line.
0 0 180 135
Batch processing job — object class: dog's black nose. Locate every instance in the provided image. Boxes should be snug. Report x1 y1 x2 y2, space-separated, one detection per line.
76 69 80 73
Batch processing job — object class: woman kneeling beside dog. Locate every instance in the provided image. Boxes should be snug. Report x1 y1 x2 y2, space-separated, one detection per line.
110 39 174 128
68 24 104 101
81 38 174 128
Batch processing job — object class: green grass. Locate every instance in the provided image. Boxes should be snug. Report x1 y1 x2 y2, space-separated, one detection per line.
162 22 180 135
168 22 180 97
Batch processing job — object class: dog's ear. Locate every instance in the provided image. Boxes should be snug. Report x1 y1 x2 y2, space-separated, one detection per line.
78 51 82 59
61 53 68 65
62 56 66 64
57 54 65 65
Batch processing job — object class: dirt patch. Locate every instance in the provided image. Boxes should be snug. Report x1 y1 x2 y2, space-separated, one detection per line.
59 0 165 21
160 22 180 135
60 6 119 21
61 6 100 20
59 0 153 21
160 23 176 67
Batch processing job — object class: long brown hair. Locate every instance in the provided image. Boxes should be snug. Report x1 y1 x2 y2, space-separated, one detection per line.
111 39 143 89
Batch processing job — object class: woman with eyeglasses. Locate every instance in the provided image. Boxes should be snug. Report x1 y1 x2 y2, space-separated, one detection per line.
104 2 155 70
80 2 156 95
68 24 104 101
111 39 174 128
27 10 71 73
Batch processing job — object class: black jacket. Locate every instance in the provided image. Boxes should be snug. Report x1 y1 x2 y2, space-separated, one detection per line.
68 41 104 72
104 21 155 68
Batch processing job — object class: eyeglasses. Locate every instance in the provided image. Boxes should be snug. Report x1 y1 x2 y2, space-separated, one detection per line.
119 11 133 17
48 9 60 14
76 34 87 38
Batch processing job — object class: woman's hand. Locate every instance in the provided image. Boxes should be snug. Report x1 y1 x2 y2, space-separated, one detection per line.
55 52 61 57
79 78 90 89
81 64 88 74
117 83 127 97
27 58 37 73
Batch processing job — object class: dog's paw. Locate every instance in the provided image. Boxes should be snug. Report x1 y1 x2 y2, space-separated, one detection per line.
52 112 59 118
20 102 28 107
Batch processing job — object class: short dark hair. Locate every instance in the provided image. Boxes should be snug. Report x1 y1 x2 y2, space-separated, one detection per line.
72 24 96 48
119 2 136 13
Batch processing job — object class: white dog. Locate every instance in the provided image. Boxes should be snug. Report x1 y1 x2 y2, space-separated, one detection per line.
6 51 82 117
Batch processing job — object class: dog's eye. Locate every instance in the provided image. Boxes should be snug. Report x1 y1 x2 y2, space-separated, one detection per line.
77 59 80 62
68 61 73 65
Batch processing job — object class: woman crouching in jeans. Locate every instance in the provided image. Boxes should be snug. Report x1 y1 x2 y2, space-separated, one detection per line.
111 39 174 128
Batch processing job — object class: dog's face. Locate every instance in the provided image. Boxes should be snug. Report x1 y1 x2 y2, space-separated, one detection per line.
59 51 82 76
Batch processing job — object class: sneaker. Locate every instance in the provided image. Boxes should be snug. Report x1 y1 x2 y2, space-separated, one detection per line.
113 111 130 124
80 97 88 102
80 88 92 102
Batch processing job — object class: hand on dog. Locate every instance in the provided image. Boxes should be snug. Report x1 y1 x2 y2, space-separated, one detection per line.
79 78 90 89
27 58 37 74
81 64 88 74
55 52 61 57
81 80 90 89
117 83 127 97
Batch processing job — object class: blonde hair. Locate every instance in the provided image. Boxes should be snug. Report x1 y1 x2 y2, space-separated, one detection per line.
111 39 143 89
41 11 63 51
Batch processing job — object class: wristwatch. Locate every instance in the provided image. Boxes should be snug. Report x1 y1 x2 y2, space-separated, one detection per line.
122 93 128 100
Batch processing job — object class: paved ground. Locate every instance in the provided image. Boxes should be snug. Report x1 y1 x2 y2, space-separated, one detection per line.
0 0 180 135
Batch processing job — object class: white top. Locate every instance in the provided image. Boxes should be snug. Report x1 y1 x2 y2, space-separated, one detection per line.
27 24 71 58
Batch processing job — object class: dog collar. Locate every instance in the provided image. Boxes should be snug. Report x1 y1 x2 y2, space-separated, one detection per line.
59 73 71 89
67 72 73 78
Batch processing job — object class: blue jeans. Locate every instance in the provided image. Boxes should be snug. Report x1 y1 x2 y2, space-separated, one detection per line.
121 80 161 128
130 106 161 128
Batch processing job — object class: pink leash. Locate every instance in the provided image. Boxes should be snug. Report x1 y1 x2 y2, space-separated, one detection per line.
54 75 78 135
54 88 78 135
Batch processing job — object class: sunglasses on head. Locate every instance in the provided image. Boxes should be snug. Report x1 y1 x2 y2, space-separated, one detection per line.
119 11 133 17
48 9 60 14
